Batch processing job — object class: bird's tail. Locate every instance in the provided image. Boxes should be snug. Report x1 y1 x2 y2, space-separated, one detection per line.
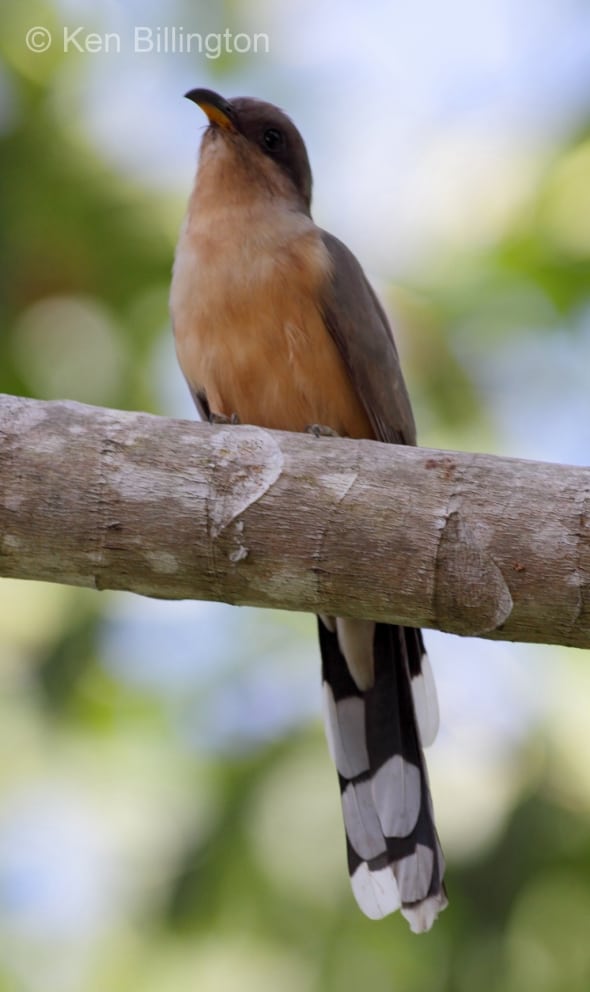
318 616 447 933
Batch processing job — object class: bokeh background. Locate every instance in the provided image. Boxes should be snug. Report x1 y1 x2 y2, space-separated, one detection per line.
1 1 590 990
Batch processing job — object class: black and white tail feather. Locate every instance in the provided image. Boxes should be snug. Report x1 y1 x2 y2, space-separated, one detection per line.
319 615 447 933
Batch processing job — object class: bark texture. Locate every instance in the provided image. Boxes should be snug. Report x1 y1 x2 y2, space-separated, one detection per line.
1 393 589 647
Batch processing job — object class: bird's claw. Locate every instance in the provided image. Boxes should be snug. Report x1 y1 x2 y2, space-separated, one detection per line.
209 412 241 425
305 423 340 438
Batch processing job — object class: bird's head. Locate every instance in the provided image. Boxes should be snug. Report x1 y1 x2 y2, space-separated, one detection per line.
185 88 313 214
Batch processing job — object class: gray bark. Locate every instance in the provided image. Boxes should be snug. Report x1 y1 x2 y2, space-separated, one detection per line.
0 393 589 647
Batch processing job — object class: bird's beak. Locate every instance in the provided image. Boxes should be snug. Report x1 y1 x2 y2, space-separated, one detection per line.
184 88 236 130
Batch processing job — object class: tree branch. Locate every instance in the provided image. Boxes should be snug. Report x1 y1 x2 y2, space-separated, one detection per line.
1 393 589 647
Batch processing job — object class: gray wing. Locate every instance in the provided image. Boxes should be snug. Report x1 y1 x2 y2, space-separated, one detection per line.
319 230 417 446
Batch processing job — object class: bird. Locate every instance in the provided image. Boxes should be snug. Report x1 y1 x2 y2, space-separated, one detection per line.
170 88 447 933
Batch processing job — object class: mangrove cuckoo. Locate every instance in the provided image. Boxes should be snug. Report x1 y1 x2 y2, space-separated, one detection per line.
170 89 447 933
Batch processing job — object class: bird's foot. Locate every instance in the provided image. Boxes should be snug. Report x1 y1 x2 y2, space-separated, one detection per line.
305 423 340 438
209 411 241 425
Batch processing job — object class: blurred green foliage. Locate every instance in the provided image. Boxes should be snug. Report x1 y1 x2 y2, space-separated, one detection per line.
1 3 590 991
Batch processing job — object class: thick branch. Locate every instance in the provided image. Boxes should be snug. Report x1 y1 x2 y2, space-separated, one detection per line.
0 393 589 647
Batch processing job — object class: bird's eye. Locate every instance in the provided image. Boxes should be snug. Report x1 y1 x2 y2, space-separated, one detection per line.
263 127 284 151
